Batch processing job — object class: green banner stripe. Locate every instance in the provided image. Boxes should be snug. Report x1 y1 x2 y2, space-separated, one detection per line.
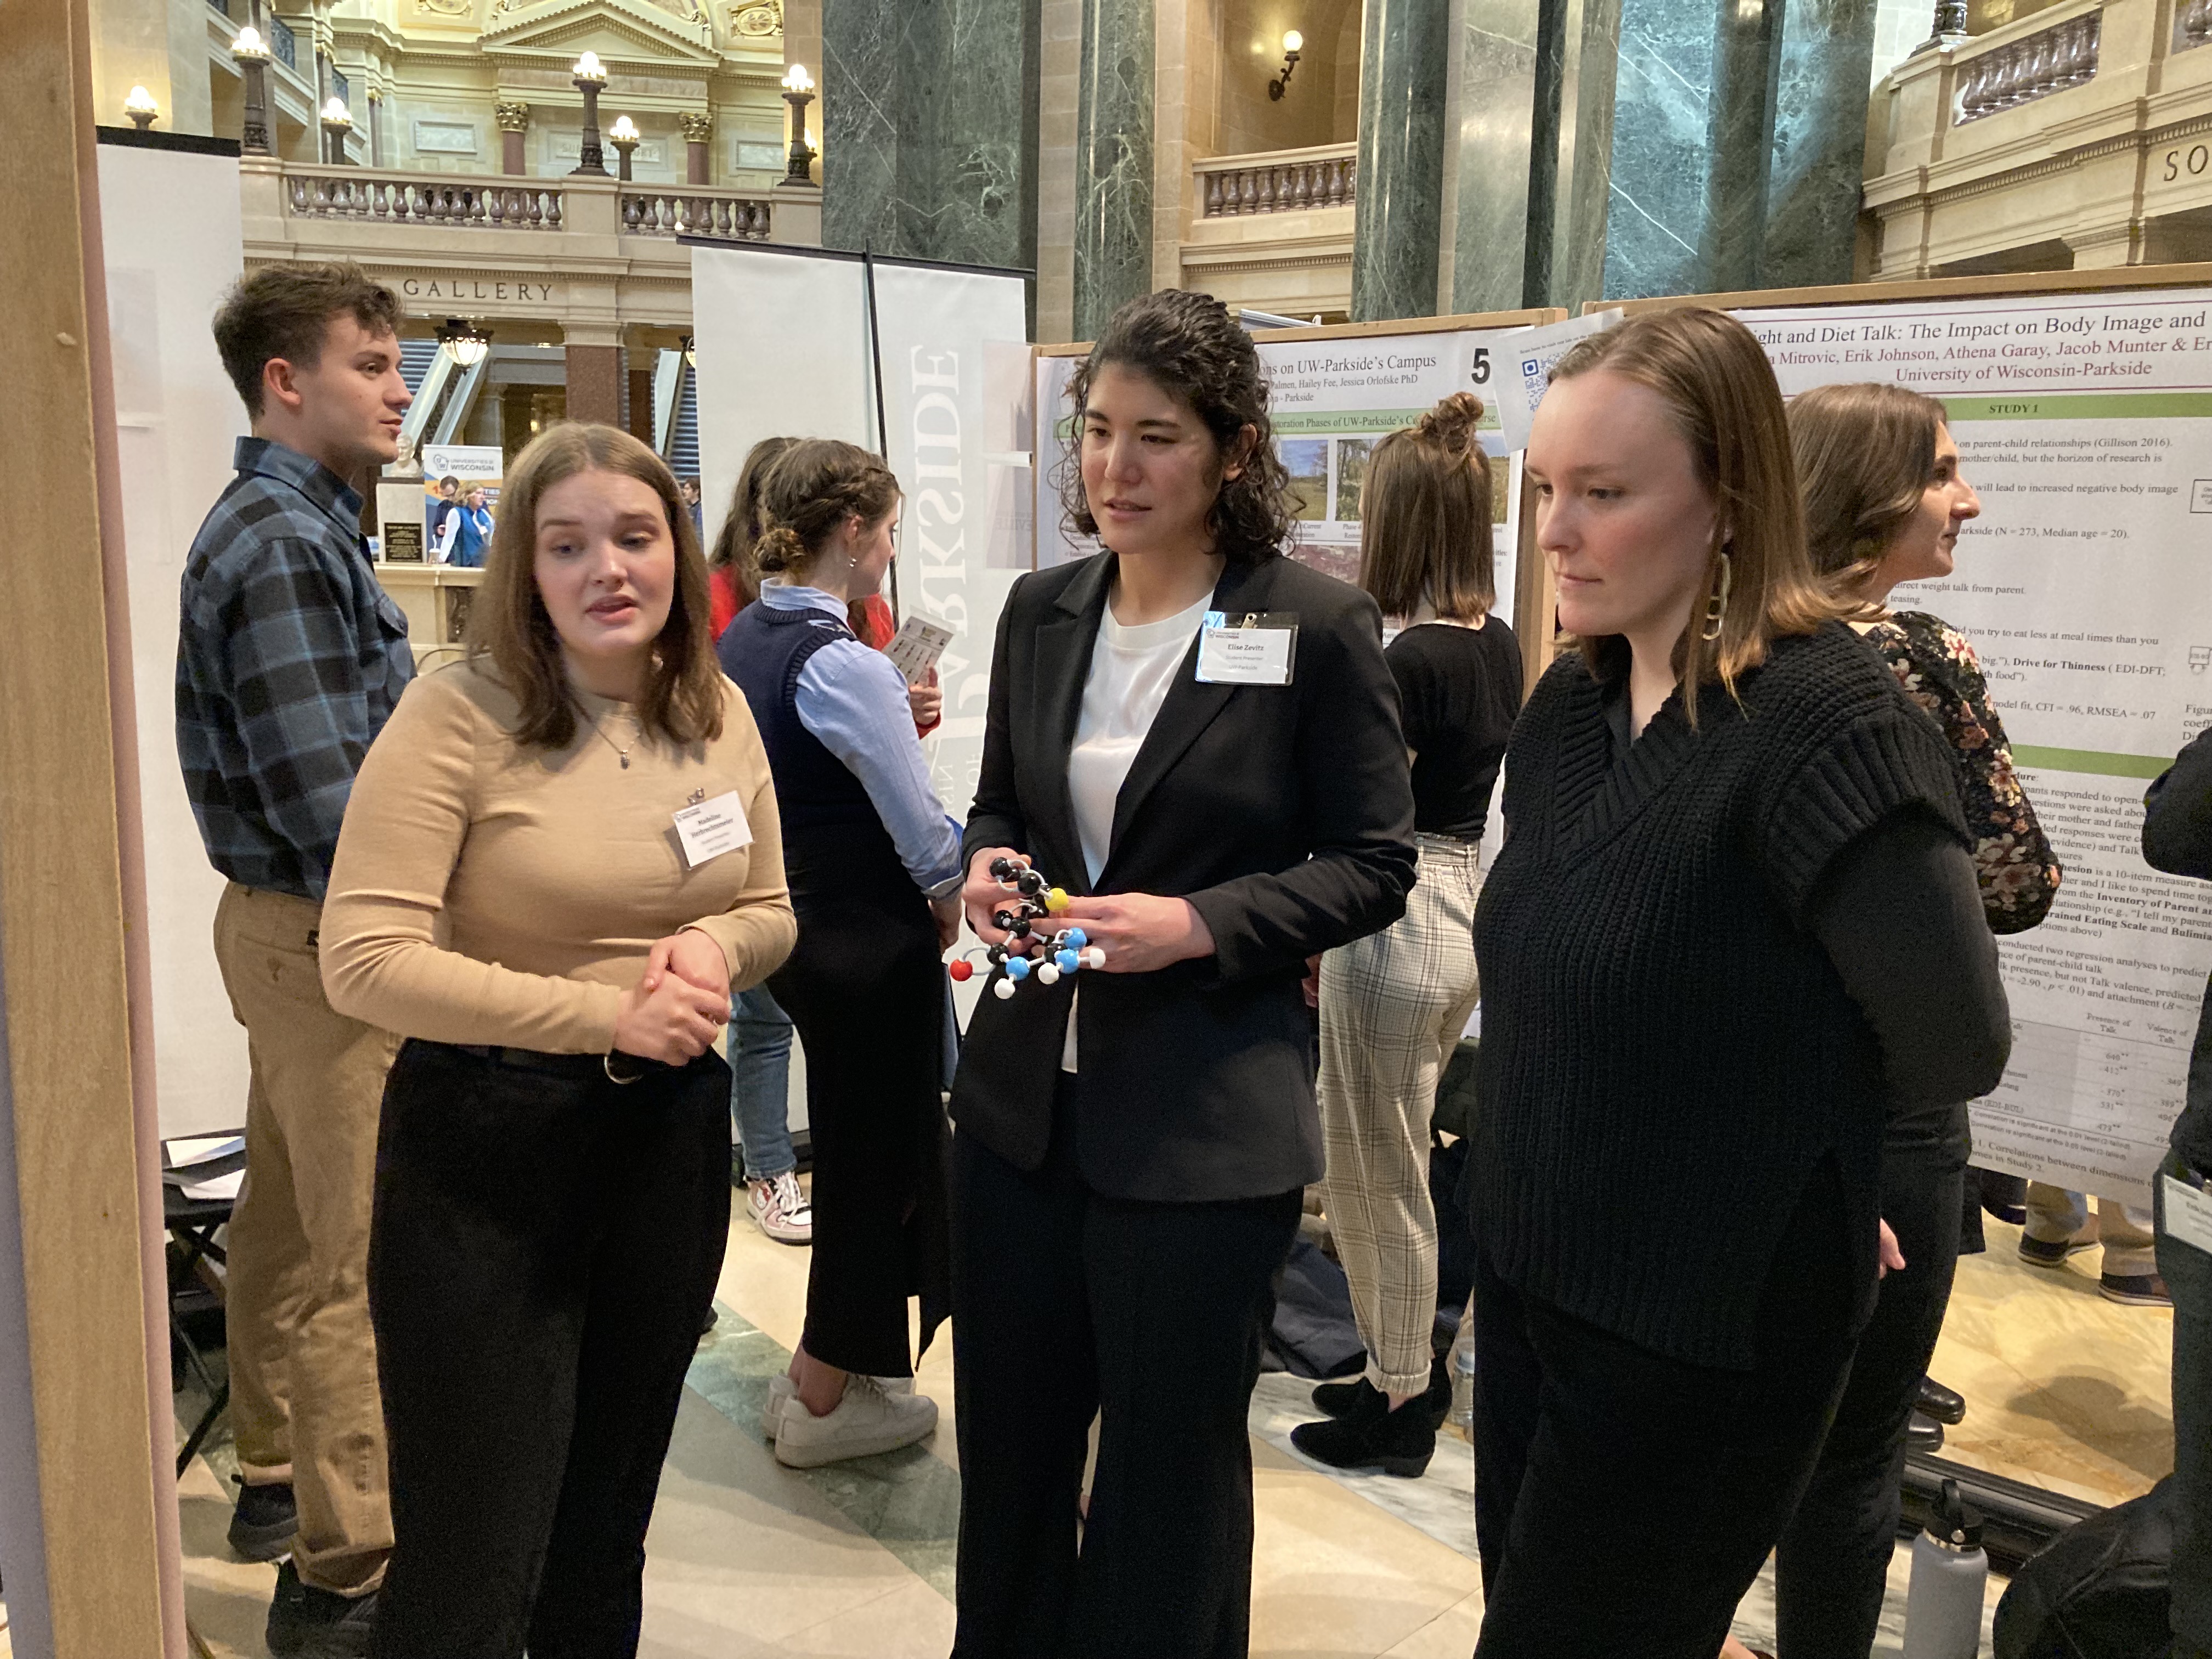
1944 392 2212 421
2012 744 2172 779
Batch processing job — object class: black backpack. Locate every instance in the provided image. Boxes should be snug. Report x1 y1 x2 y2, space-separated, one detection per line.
1994 1478 2176 1659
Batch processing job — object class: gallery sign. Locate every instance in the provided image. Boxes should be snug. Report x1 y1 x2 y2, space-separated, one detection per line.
396 274 560 307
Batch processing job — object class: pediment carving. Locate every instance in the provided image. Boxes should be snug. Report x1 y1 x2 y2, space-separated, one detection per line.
481 0 714 63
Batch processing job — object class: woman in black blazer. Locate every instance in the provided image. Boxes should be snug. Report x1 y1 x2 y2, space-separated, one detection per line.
948 289 1418 1658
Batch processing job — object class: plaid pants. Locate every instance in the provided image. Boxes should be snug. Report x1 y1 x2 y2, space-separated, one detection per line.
1317 835 1484 1395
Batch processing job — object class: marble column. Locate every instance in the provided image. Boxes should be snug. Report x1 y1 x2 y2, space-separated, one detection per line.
1759 0 1878 287
1523 0 1622 310
822 0 1041 275
1070 0 1153 340
1448 0 1544 314
564 342 622 426
681 111 713 185
1352 0 1452 321
496 101 529 176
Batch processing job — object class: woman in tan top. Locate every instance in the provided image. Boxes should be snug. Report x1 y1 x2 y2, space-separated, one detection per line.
320 422 794 1659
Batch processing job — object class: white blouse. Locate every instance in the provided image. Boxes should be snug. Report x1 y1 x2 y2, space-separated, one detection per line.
1060 589 1215 1071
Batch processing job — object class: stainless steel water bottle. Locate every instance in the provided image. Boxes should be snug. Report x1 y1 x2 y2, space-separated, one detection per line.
1902 1477 1988 1659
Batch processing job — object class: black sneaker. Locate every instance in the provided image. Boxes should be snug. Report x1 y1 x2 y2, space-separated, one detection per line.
266 1559 376 1659
227 1479 297 1562
2101 1271 2172 1308
1289 1387 1438 1478
2018 1234 2096 1268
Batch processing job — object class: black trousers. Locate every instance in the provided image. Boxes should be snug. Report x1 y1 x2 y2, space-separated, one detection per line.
1470 1160 1863 1659
366 1040 730 1659
771 836 950 1376
949 1079 1303 1659
1773 1104 1970 1659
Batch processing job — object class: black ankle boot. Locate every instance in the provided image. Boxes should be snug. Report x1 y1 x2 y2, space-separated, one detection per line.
1310 1375 1380 1419
1290 1389 1437 1478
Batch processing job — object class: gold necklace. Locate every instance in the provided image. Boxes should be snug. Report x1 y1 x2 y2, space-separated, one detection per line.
590 713 640 770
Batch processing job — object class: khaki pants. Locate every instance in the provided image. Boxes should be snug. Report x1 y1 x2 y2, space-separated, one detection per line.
213 882 397 1595
1317 836 1485 1396
2025 1182 2158 1278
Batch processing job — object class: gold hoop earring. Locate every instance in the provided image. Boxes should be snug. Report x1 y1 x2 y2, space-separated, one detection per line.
1700 551 1734 642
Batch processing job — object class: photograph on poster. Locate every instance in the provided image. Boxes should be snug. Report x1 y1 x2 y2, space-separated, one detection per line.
1740 285 2212 1205
419 442 504 567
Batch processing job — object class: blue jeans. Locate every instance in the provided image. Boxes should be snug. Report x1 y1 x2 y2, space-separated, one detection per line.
729 984 796 1180
2159 1150 2212 1658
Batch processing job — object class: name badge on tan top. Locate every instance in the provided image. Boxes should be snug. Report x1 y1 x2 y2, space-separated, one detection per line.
673 790 753 869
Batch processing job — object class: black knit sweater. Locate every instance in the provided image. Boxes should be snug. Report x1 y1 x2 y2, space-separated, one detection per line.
1470 622 1972 1369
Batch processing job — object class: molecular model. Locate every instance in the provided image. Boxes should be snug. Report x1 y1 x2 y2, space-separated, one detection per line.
947 855 1106 999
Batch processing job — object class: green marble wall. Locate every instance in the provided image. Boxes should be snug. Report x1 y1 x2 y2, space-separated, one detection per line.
1523 0 1622 311
1352 0 1452 321
822 0 1041 281
1451 0 1545 314
1072 0 1155 341
1596 0 1871 300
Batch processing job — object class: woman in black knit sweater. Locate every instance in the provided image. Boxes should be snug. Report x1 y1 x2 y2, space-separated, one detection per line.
1465 308 2012 1658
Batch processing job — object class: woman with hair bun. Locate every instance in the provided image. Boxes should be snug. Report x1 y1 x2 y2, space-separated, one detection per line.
716 437 963 1469
1291 392 1521 1479
949 289 1417 1656
1465 309 2012 1655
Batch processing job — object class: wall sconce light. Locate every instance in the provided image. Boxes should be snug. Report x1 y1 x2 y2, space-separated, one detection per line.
1268 31 1303 100
437 317 492 368
780 64 817 187
124 86 160 131
320 96 353 164
571 51 610 176
608 114 640 180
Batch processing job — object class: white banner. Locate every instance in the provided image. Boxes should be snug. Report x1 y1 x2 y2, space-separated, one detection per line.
1737 286 2212 1204
98 139 252 1139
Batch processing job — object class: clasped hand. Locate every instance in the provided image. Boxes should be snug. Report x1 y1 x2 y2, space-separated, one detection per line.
615 929 731 1065
963 848 1215 975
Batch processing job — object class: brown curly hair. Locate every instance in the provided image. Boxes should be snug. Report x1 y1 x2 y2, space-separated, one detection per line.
751 438 901 580
1357 392 1495 623
1056 290 1294 566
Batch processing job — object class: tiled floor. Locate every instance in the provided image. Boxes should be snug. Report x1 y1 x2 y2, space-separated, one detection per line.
174 1188 2168 1658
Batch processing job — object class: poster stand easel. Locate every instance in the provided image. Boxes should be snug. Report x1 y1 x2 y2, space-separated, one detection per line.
1608 260 2212 1563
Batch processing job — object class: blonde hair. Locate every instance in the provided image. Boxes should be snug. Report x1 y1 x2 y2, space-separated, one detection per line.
466 422 724 750
1357 392 1494 623
1787 382 1949 600
1545 308 1842 720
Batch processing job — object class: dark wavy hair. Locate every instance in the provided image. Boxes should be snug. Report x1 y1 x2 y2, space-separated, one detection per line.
1056 290 1293 566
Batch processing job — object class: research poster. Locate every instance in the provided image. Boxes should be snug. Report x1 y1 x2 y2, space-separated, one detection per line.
1033 327 1522 627
1740 286 2212 1203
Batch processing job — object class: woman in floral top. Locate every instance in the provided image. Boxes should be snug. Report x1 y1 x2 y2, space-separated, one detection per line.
1725 383 2062 1659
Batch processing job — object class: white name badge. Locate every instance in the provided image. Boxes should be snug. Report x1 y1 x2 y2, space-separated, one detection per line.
1197 611 1298 686
672 790 753 870
2166 1171 2212 1257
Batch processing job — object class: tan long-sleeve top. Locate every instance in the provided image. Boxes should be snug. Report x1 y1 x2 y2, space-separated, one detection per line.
320 660 796 1053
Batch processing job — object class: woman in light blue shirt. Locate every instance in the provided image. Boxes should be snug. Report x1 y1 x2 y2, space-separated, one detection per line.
716 438 961 1470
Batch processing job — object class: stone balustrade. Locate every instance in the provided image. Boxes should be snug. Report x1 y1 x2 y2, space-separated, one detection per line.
619 189 774 241
285 167 567 228
1954 9 2101 122
1195 144 1358 219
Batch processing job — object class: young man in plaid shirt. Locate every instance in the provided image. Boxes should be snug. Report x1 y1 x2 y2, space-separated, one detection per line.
177 262 413 1659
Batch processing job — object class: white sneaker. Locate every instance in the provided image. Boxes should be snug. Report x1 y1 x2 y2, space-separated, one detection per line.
748 1171 813 1244
763 1371 912 1438
774 1375 938 1468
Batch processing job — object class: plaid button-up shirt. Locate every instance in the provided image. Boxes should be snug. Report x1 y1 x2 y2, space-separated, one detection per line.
176 437 414 901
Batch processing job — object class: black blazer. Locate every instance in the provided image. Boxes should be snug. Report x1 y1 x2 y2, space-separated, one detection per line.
951 550 1418 1202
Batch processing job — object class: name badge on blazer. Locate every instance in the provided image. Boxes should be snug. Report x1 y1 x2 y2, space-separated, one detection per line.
1197 611 1298 686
